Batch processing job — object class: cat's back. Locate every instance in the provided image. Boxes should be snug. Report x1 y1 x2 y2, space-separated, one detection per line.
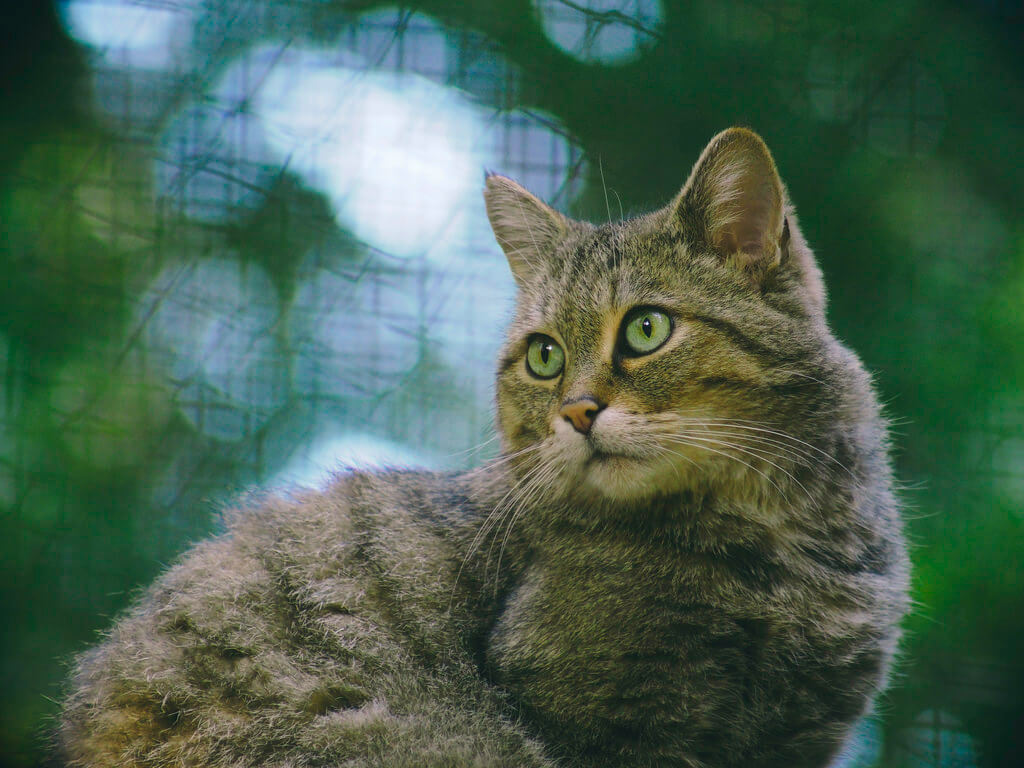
58 469 539 768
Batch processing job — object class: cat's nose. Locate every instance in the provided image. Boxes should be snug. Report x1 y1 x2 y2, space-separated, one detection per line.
560 397 604 435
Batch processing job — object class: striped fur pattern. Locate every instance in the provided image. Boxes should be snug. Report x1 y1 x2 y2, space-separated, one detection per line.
58 129 908 767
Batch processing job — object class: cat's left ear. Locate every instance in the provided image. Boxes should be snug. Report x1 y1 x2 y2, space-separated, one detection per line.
484 173 570 286
674 127 787 275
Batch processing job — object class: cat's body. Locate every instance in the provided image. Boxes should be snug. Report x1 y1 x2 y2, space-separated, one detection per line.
60 469 556 767
59 129 909 767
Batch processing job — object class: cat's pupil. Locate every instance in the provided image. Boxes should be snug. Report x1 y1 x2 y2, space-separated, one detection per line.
642 318 652 337
541 344 550 364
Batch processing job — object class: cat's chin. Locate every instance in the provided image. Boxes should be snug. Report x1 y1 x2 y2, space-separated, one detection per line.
575 452 668 504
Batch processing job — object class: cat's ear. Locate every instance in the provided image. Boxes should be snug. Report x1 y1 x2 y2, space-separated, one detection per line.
484 173 570 286
675 127 786 274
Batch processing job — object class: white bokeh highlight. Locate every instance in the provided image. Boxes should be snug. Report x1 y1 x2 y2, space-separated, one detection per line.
66 4 587 480
533 0 663 65
137 257 288 441
59 0 195 72
272 431 436 491
256 65 492 259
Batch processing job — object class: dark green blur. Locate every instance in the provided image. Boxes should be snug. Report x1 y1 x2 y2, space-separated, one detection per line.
1 1 1021 766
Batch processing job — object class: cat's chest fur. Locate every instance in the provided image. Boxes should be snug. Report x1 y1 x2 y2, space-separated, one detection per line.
486 512 786 765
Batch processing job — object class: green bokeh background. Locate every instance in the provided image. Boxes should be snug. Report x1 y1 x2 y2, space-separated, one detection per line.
2 1 1022 766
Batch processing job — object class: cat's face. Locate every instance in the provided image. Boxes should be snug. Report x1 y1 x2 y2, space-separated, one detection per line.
487 129 833 508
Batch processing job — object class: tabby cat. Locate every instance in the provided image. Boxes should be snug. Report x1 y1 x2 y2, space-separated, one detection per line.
58 128 909 767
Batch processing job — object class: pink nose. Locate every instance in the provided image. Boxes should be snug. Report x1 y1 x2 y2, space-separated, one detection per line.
560 397 603 435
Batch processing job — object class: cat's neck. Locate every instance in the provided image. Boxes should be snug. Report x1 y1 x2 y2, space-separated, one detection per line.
529 491 784 555
454 462 816 602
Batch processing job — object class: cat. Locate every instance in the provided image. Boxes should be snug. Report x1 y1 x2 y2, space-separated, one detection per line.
58 127 909 768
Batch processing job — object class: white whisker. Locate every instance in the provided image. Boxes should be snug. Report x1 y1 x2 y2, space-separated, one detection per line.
493 459 562 590
442 433 500 462
462 442 539 477
771 369 830 386
599 155 612 225
611 188 624 222
666 433 818 511
662 436 792 505
480 450 559 578
675 418 856 478
675 426 820 467
450 445 544 606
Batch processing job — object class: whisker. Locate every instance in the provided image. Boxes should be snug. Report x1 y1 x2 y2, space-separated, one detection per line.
441 433 500 461
462 442 539 476
650 444 700 493
676 427 820 468
666 433 818 511
611 188 624 222
493 459 561 591
470 456 539 555
674 418 856 478
489 454 558 555
653 442 701 470
480 451 558 574
662 436 792 505
771 369 830 386
450 445 544 605
599 155 612 226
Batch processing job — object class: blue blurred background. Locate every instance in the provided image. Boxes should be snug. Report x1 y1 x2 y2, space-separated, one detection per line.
1 1 1021 766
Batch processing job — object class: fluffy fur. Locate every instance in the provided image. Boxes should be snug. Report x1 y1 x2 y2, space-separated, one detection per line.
58 128 909 767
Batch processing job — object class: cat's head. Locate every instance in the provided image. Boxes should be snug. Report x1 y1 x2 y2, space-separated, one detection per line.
485 128 842 510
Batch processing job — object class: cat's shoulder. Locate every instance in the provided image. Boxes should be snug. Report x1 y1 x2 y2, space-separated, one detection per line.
90 468 485 673
117 469 468 611
222 467 480 549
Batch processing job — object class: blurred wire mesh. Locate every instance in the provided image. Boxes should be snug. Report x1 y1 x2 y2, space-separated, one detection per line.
1 1 1022 766
55 1 588 485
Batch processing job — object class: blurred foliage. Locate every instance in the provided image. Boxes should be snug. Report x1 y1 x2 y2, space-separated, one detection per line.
1 1 1022 766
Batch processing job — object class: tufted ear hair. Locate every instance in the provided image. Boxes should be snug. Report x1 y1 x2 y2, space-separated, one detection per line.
674 127 786 274
484 173 571 286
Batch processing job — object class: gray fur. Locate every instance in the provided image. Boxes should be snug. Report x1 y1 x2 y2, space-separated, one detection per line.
59 128 908 767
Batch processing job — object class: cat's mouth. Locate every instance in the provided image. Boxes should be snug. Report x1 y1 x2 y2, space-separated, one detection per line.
553 417 670 501
582 448 648 480
586 450 633 464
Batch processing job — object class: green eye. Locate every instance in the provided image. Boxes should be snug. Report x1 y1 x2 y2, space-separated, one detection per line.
525 335 565 379
622 309 672 355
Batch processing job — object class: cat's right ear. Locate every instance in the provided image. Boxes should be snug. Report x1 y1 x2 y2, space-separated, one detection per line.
484 173 569 286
